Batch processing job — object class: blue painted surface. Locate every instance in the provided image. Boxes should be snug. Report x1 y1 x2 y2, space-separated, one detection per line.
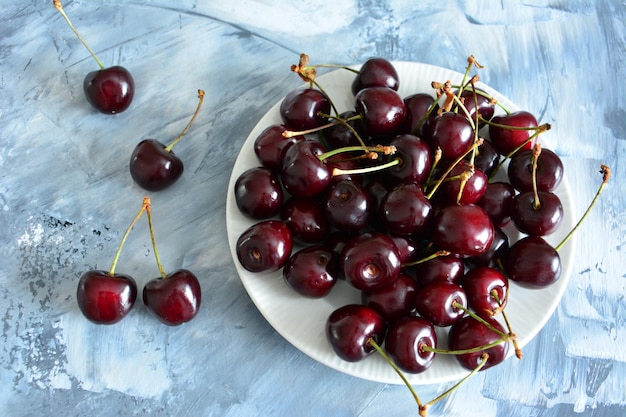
1 1 624 416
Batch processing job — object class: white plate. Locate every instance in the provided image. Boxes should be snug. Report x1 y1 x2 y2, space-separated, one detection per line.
225 62 575 385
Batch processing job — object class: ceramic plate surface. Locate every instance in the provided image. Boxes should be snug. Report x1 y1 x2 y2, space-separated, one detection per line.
226 62 575 385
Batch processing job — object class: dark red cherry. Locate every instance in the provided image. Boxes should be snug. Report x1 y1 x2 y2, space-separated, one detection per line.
129 139 184 191
253 124 301 171
403 93 437 137
325 180 370 232
280 197 330 244
234 167 283 219
432 204 494 257
236 220 293 273
341 232 401 291
385 316 437 373
414 282 467 327
361 273 418 322
503 236 561 288
351 58 399 95
471 140 501 177
322 110 365 149
510 191 563 236
412 255 464 289
488 111 538 156
389 235 420 264
280 139 331 198
76 270 137 324
381 181 432 236
462 266 508 318
507 147 564 192
283 246 337 298
355 86 407 139
142 269 201 326
467 226 509 268
477 181 516 227
83 65 134 114
383 134 432 186
436 160 488 205
279 88 330 130
428 112 474 161
326 304 386 362
458 88 495 128
448 315 510 371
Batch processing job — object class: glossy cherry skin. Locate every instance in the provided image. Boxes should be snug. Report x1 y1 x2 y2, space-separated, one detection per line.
326 304 387 362
143 269 201 326
281 197 330 244
351 58 399 95
253 124 301 171
361 273 418 322
129 139 184 191
234 167 283 219
283 246 337 298
414 282 467 327
236 220 293 273
403 93 437 137
462 266 508 318
412 255 464 289
436 161 488 205
471 139 501 177
432 204 494 257
488 110 538 156
280 139 331 198
341 232 401 291
385 316 437 373
511 191 563 236
76 270 137 324
467 226 509 268
477 181 516 227
383 134 432 186
503 236 561 288
507 147 564 193
280 88 330 130
355 86 407 139
322 110 364 149
458 88 495 128
428 112 474 161
83 65 134 114
448 315 510 371
325 180 370 231
381 181 432 236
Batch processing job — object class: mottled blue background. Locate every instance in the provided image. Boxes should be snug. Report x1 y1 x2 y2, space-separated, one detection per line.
0 1 624 416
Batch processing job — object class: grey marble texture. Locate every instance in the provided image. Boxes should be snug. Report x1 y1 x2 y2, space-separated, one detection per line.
1 1 624 416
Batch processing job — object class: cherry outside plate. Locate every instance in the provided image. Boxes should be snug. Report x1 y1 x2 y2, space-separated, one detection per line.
225 62 575 385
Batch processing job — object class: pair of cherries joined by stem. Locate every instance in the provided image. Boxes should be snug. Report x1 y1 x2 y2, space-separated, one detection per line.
76 197 201 326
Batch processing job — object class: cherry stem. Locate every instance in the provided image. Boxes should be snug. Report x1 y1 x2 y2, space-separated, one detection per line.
318 144 396 162
332 157 401 177
490 289 522 359
53 0 105 70
419 353 489 417
452 301 509 338
402 250 451 268
425 138 483 200
555 165 611 251
422 336 509 356
108 197 149 276
165 89 205 152
488 123 551 180
531 144 542 210
367 338 423 411
145 198 167 279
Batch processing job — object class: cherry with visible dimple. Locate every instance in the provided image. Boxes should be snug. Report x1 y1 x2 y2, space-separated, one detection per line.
54 0 134 114
129 90 205 191
325 304 387 362
325 180 370 232
511 190 563 236
236 220 293 273
385 316 437 373
281 197 330 244
508 147 564 193
383 134 432 186
283 245 337 298
462 266 508 318
341 232 401 291
414 282 467 327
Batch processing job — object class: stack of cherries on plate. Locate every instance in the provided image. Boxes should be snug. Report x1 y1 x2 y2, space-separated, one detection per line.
233 55 608 414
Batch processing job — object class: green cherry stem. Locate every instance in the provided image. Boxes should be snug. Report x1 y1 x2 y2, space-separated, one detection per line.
165 89 205 152
145 198 167 279
367 338 423 412
425 138 483 200
53 0 105 70
490 289 522 359
402 250 451 268
531 144 542 210
108 197 149 276
555 165 611 251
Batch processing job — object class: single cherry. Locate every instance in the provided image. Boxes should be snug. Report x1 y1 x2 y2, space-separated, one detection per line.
381 181 433 236
351 58 399 95
77 270 137 324
414 282 467 327
462 266 508 318
361 273 418 322
253 124 301 171
234 167 283 219
326 304 386 362
432 204 494 257
143 269 201 326
54 0 134 114
448 315 510 371
324 180 370 232
354 86 407 139
280 197 330 244
488 110 539 156
129 90 205 191
412 255 464 289
236 220 293 273
427 112 474 161
341 232 401 291
385 317 437 374
280 87 330 130
283 246 337 298
503 236 561 288
280 139 331 198
508 146 564 193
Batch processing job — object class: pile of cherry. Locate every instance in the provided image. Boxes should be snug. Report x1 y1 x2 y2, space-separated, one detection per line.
232 54 609 399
